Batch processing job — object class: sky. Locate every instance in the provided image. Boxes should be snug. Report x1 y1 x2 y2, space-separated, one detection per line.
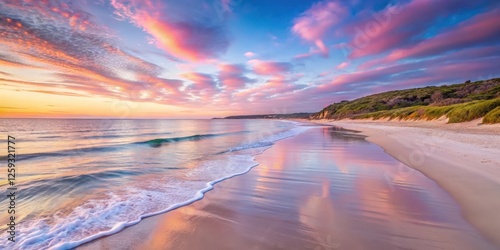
1 0 499 118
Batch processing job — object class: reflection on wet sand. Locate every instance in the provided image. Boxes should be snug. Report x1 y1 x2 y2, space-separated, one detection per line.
79 126 494 250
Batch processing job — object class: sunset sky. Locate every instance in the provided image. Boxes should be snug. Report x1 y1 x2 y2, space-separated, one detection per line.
1 0 499 118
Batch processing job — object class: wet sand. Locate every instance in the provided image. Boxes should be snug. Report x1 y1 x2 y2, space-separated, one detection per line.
324 119 500 247
79 126 494 250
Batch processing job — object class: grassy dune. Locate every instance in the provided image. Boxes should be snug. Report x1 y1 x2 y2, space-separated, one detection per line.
353 98 500 123
482 106 500 124
311 78 500 124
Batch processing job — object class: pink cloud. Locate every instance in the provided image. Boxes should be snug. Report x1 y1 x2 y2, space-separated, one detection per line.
336 62 349 70
248 59 291 76
1 0 98 32
292 0 347 58
111 0 229 61
345 0 468 59
292 1 346 41
293 53 314 60
218 64 244 74
385 8 500 62
244 52 256 58
233 74 307 104
181 72 217 91
293 40 331 59
315 40 329 57
217 64 253 89
0 0 193 105
357 8 500 70
313 51 500 99
142 18 228 61
135 74 182 93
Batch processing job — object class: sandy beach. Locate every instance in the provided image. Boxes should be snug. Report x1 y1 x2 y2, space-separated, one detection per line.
318 118 500 247
79 124 495 250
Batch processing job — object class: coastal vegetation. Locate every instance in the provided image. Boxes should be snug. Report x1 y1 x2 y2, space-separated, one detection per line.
483 106 500 124
311 78 500 124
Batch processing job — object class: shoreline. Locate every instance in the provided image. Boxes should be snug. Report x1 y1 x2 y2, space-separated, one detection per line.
311 118 500 247
79 124 494 249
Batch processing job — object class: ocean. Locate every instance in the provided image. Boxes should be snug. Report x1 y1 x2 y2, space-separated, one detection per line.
0 119 310 249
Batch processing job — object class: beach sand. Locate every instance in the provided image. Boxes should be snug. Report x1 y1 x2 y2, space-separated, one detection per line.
79 125 494 250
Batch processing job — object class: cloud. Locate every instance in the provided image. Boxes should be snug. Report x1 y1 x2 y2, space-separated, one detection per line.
336 62 349 69
244 52 256 58
1 0 97 32
314 40 329 57
264 75 307 94
0 77 120 100
356 7 500 70
110 0 229 61
141 18 229 61
385 8 500 62
0 70 12 77
313 49 500 101
343 0 497 59
213 0 240 19
233 74 307 106
248 59 292 76
0 55 39 69
217 63 254 88
292 0 347 57
293 53 314 60
181 72 217 91
178 72 222 104
135 74 183 94
292 0 346 41
30 90 88 97
0 0 187 105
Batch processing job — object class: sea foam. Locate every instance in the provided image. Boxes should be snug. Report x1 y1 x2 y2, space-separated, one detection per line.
4 123 311 250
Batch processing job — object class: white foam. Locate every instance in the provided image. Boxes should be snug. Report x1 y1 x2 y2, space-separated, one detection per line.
3 125 312 250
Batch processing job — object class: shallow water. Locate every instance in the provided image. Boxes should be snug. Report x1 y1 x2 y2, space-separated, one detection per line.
1 120 493 249
248 127 494 249
95 126 496 250
0 119 307 249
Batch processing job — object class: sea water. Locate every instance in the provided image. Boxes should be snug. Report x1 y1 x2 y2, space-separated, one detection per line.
0 119 310 249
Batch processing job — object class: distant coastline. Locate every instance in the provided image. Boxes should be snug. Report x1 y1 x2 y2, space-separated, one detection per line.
213 113 312 120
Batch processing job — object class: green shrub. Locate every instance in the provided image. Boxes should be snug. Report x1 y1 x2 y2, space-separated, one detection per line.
483 106 500 124
424 106 454 120
311 78 500 120
447 99 500 123
349 98 500 124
